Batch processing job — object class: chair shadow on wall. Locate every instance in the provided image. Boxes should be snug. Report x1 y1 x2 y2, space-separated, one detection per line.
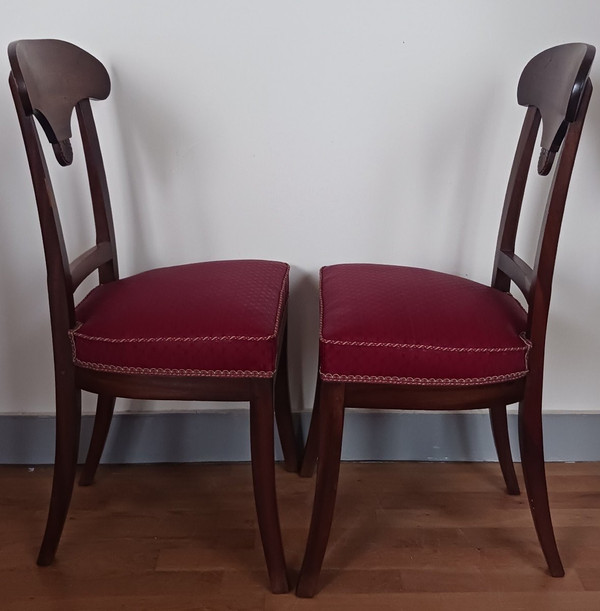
288 267 320 444
420 87 505 276
108 66 216 272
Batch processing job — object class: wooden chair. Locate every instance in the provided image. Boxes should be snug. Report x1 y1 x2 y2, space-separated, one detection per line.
8 38 298 594
296 43 595 597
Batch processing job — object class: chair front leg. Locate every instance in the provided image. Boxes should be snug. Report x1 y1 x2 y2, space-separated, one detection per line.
489 404 520 495
518 385 564 577
296 381 345 598
79 394 116 486
250 380 289 593
37 381 82 565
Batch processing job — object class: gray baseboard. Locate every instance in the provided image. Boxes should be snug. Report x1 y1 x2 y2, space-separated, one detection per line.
0 410 599 464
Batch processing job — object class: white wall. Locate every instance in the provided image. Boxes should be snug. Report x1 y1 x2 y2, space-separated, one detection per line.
0 0 599 416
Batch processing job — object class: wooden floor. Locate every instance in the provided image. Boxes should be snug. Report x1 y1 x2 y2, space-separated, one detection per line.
1 462 600 609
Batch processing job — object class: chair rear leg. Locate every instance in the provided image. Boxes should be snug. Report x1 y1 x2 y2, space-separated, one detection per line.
299 376 321 478
79 395 116 486
274 331 299 472
518 394 564 577
250 380 289 594
296 382 345 598
489 405 520 495
37 383 82 566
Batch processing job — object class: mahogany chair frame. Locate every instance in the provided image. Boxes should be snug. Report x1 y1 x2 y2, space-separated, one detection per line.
8 39 298 594
296 43 595 597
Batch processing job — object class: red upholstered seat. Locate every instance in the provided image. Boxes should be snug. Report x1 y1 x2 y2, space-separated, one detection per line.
320 264 529 386
71 260 289 378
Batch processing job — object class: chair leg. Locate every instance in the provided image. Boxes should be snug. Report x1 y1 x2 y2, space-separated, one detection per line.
274 332 299 473
79 395 116 486
518 391 564 577
37 383 82 566
299 376 321 478
489 405 520 495
296 382 345 598
250 380 289 594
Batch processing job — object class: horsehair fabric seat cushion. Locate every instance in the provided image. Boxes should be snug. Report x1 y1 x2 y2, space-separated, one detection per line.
319 264 530 386
70 259 289 378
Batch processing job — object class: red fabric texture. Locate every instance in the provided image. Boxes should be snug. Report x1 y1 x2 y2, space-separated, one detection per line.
70 260 289 378
319 264 530 386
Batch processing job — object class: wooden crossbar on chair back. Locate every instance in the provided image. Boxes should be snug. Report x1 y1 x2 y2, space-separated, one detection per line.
8 39 118 371
492 43 594 355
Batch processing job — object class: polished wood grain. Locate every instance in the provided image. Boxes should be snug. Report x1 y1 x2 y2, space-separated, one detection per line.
1 461 600 609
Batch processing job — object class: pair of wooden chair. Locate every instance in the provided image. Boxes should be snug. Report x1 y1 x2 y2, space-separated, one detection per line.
8 39 594 597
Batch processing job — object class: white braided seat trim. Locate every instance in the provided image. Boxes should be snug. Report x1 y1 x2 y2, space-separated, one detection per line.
319 370 528 386
74 358 274 378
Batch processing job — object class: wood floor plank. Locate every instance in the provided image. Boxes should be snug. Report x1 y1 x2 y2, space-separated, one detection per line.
264 591 600 611
1 462 600 608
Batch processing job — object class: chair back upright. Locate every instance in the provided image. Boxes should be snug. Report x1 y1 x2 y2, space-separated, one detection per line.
492 43 594 361
9 39 118 372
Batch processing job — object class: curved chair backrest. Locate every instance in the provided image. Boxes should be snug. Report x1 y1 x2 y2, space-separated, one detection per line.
518 44 594 175
8 39 118 366
9 39 110 165
492 43 594 359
